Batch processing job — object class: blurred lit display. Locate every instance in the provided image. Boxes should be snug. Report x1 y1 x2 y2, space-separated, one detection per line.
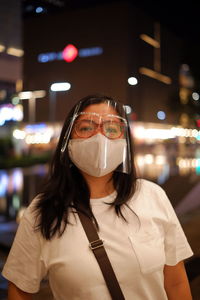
18 90 46 100
132 123 200 142
135 154 200 181
196 159 200 175
0 166 48 221
38 44 103 63
0 169 23 197
0 44 5 52
0 104 23 126
7 47 24 57
0 169 23 219
12 121 200 146
13 123 54 144
0 171 9 197
0 44 24 57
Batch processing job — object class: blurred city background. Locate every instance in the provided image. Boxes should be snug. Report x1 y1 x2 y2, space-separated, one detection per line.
0 0 200 299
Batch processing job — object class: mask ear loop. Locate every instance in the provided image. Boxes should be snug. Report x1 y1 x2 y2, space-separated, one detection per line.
60 102 82 157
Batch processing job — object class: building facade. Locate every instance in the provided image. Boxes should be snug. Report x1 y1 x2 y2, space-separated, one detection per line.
22 1 183 124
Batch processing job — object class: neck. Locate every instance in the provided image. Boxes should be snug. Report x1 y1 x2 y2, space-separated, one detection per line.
81 171 115 199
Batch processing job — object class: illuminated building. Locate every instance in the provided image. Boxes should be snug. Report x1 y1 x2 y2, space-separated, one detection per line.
0 1 23 98
22 1 183 124
0 0 23 154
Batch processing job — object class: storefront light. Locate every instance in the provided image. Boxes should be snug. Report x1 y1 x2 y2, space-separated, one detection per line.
144 154 154 164
192 129 198 137
155 155 166 165
136 155 145 167
18 91 33 99
7 47 24 57
13 129 26 140
0 44 5 52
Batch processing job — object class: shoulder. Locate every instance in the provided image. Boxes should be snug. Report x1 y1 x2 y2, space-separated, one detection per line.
130 178 171 214
135 178 167 198
9 195 43 247
21 194 42 225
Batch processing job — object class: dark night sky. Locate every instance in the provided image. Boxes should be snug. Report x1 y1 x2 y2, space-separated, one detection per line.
23 0 200 79
61 0 200 40
23 0 200 40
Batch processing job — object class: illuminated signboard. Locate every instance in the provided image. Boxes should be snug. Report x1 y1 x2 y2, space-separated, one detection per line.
13 123 54 145
38 44 103 63
0 104 23 126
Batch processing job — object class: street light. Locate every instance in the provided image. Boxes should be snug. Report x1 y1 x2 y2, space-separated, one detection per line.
50 82 71 92
18 90 46 123
128 77 138 85
49 82 71 122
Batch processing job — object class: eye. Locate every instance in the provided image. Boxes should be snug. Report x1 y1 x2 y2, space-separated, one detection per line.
77 121 93 130
79 125 93 132
75 120 96 137
106 126 118 133
103 121 123 138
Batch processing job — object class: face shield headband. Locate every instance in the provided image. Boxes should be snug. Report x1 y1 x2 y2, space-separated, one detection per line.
60 100 132 175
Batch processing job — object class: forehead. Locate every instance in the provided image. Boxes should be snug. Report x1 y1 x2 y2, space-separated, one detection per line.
82 103 118 116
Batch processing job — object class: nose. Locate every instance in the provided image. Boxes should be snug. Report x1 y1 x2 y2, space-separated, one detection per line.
93 123 104 136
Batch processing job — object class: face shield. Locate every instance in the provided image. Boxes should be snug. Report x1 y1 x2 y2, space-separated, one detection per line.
61 99 132 176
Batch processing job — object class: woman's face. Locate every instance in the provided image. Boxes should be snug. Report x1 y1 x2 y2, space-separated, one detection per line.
71 103 123 139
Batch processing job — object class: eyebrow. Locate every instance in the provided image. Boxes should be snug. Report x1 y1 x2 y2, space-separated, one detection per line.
74 112 127 125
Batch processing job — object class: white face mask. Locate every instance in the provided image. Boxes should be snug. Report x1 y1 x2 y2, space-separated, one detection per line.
68 134 127 177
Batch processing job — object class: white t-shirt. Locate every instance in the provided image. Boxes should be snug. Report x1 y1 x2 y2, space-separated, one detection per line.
2 179 193 299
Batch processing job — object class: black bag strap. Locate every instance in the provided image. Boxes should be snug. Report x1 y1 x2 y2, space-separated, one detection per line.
78 211 125 300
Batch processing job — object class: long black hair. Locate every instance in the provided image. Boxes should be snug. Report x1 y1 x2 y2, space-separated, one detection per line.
34 94 138 239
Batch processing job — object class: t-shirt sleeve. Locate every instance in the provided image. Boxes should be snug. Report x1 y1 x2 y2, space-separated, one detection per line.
1 202 47 293
157 184 194 266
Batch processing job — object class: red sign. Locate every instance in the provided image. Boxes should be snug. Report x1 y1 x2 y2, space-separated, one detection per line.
62 44 78 62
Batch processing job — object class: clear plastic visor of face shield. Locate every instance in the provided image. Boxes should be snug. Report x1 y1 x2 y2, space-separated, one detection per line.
61 100 132 174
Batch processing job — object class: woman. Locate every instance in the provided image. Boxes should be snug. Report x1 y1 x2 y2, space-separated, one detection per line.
2 94 193 299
